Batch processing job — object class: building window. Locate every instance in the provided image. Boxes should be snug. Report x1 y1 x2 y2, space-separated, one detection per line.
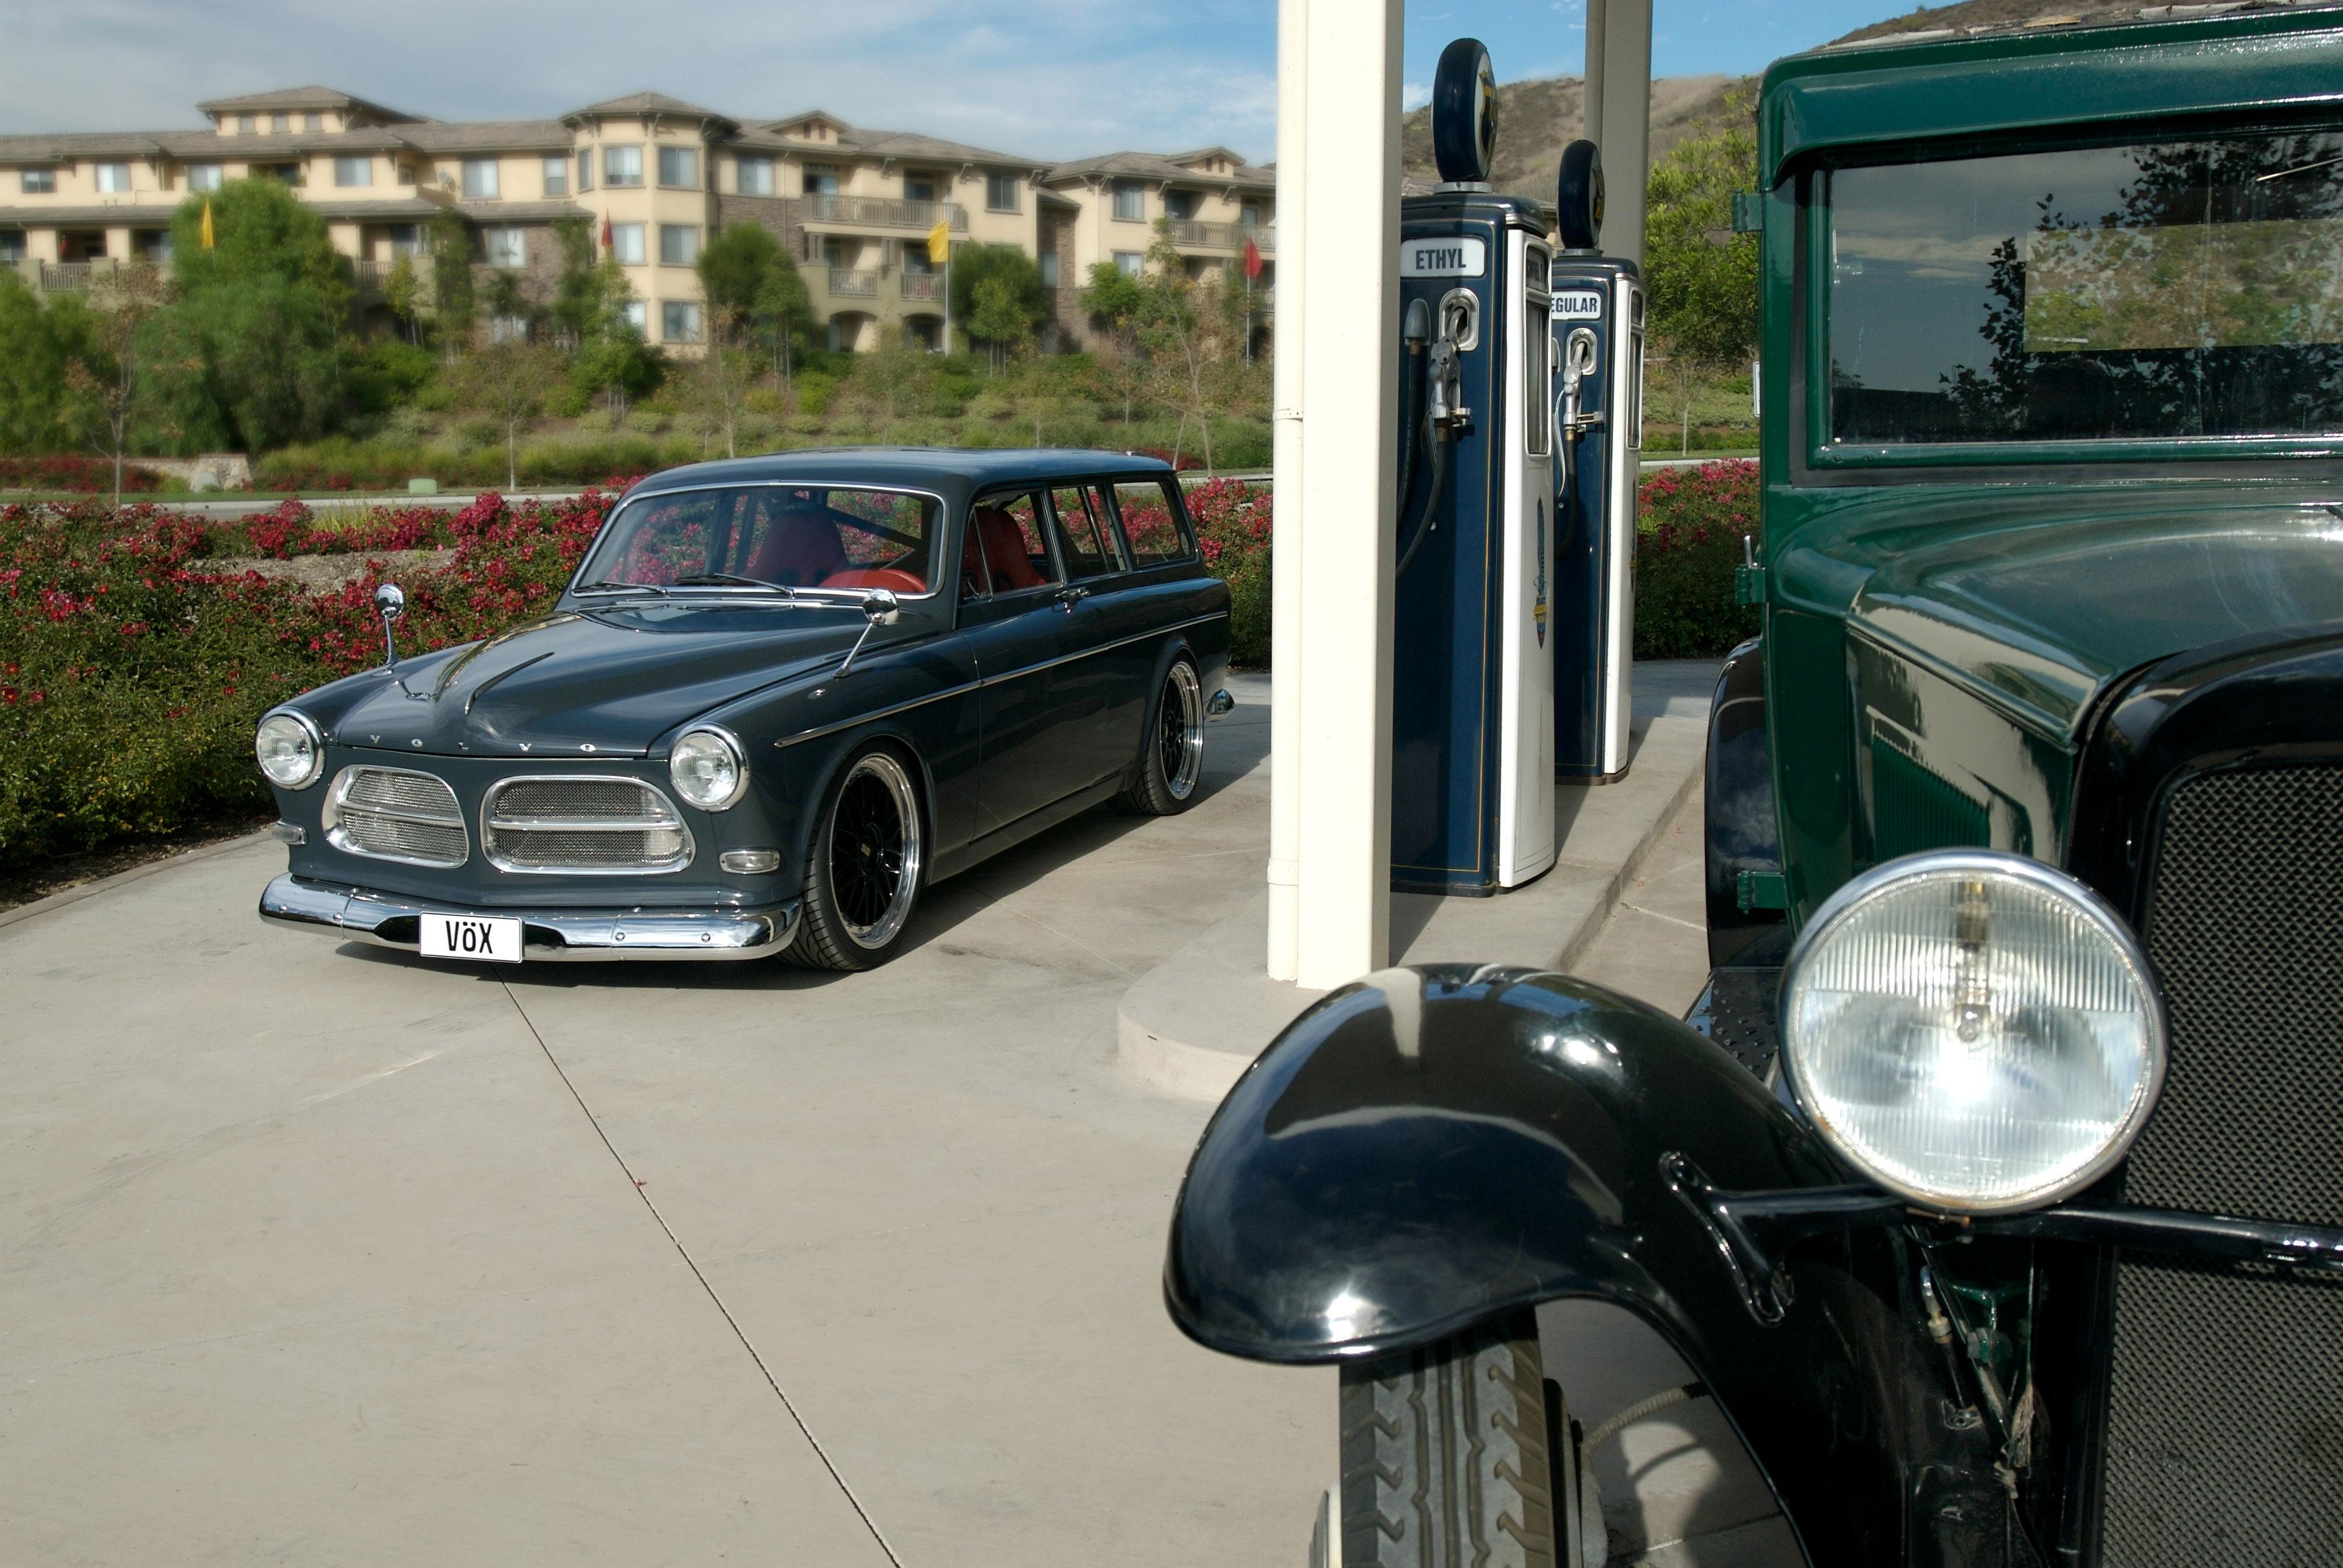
1113 250 1144 277
188 163 223 192
0 231 24 264
1039 250 1059 288
95 163 133 194
388 223 422 258
489 315 531 343
237 115 254 134
659 224 700 265
334 157 371 188
576 150 594 192
905 174 939 203
136 229 173 262
662 300 702 343
461 159 500 199
265 163 304 186
305 112 323 132
802 164 839 197
657 146 700 189
603 145 642 188
986 173 1018 212
541 156 568 197
1241 200 1260 230
483 226 527 268
1112 180 1144 221
737 156 774 196
609 223 645 265
271 114 288 133
21 169 55 195
622 299 647 335
1164 189 1195 221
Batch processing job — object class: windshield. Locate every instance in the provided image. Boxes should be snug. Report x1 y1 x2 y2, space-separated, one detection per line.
1827 128 2343 446
576 485 939 595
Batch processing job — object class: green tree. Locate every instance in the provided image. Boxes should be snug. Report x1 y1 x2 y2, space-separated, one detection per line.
63 259 173 505
855 324 933 425
968 276 1034 374
1643 89 1760 452
428 205 475 355
547 214 605 347
0 269 72 453
950 244 1047 367
568 270 663 419
447 338 562 489
752 259 814 385
145 179 346 453
696 221 814 382
384 253 423 344
1082 261 1153 423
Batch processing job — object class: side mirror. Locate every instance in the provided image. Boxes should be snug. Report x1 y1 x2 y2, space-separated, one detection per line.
861 587 901 626
375 582 406 668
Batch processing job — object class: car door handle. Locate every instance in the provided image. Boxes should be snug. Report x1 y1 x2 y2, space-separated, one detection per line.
1056 585 1091 612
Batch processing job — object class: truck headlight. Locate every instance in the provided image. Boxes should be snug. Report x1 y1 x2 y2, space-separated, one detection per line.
668 727 747 811
254 710 325 789
1781 850 2165 1215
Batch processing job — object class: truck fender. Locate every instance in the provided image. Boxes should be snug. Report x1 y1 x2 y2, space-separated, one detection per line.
1707 635 1786 966
1163 964 2001 1567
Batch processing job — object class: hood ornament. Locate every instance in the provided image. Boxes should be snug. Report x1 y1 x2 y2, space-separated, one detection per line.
375 583 407 669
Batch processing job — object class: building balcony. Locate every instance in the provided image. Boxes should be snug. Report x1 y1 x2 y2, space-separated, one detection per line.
899 271 943 302
826 267 882 297
352 258 392 291
1165 219 1273 254
804 194 969 234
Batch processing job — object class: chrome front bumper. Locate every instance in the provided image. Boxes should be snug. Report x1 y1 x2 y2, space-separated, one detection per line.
259 874 801 961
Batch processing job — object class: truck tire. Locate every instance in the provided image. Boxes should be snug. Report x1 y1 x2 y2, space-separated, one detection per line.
1338 1310 1563 1568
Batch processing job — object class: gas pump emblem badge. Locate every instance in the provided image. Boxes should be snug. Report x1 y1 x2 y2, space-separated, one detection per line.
1533 499 1549 646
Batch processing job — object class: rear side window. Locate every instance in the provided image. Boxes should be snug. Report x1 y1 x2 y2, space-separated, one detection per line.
1047 484 1123 578
963 490 1058 598
1108 479 1193 564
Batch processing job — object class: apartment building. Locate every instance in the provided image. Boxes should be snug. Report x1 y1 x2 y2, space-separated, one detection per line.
0 85 1275 355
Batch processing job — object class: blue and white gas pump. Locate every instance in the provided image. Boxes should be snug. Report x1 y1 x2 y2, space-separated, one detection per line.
1388 39 1558 896
1549 142 1646 783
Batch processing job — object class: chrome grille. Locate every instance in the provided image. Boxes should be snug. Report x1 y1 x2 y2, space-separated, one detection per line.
2103 763 2343 1566
483 775 693 873
325 766 468 868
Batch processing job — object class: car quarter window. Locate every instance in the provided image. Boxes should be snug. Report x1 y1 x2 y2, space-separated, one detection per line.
1047 484 1124 579
962 490 1061 600
1108 479 1193 565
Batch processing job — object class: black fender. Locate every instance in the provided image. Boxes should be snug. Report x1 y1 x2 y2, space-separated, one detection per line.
1164 964 2021 1567
1705 635 1786 967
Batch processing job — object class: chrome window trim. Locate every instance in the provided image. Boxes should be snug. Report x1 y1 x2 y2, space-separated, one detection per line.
322 765 469 868
772 609 1231 750
480 773 697 876
564 480 954 606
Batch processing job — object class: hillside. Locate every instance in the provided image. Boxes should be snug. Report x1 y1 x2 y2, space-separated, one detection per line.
1835 1 2152 44
1398 72 1737 197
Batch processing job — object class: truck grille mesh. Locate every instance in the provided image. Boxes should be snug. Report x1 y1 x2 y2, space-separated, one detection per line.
326 767 467 868
483 776 691 873
2104 763 2343 1566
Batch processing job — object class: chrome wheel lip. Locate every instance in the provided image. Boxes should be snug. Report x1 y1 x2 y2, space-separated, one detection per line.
832 751 923 949
1162 662 1205 801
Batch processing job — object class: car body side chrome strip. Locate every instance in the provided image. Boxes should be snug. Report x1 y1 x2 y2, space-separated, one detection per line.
772 610 1232 750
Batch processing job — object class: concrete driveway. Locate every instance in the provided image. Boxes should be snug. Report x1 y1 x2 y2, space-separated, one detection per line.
3 683 1330 1567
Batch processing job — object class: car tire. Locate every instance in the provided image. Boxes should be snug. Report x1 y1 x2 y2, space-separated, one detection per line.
787 745 925 971
1338 1310 1581 1568
1117 656 1205 815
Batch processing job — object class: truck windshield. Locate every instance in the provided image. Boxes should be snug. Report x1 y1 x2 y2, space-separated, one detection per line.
1827 128 2343 446
576 485 939 596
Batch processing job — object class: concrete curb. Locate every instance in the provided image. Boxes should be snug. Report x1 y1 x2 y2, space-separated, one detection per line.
1115 713 1709 1102
0 829 272 937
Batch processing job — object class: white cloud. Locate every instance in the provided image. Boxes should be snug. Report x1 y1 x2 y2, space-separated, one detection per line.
1401 81 1432 112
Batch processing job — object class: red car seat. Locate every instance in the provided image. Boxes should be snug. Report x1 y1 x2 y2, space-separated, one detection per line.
973 506 1048 591
745 507 848 586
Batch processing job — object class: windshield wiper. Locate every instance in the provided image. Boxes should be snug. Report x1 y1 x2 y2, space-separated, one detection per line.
574 579 671 596
669 572 798 595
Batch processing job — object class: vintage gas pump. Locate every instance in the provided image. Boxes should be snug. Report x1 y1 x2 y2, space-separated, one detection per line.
1548 142 1645 783
1389 39 1558 896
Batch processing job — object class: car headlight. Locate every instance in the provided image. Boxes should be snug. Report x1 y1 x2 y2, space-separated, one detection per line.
668 727 748 811
254 710 325 790
1781 850 2165 1215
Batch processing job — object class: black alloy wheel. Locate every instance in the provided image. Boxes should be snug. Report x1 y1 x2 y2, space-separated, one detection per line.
1118 657 1205 815
788 747 925 970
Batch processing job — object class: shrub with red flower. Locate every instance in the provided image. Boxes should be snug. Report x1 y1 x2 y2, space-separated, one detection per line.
1635 459 1760 659
0 456 166 495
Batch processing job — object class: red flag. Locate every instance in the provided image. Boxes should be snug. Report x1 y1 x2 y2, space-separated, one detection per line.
1243 236 1263 282
600 213 613 250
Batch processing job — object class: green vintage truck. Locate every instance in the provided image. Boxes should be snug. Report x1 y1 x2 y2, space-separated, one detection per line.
1166 7 2343 1566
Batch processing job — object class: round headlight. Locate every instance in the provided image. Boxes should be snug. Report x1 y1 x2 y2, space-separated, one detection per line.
254 710 324 790
669 727 747 811
1781 850 2165 1215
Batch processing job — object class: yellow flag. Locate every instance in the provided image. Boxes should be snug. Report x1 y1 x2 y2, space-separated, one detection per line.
200 198 215 250
926 219 950 267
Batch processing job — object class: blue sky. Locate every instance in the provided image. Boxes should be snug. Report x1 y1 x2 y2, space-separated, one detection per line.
1 1 1896 158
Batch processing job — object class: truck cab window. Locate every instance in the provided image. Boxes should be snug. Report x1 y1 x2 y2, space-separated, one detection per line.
1047 485 1123 578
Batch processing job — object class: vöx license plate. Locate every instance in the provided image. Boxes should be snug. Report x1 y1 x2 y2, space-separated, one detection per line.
420 914 524 964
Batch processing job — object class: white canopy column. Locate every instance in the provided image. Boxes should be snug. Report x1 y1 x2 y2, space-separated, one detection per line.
1265 0 1403 989
1585 0 1655 271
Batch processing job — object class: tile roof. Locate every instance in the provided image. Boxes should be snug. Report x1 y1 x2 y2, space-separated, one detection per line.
397 119 573 153
831 127 1041 168
195 86 417 120
454 199 588 223
0 204 184 228
1043 150 1275 189
567 92 735 125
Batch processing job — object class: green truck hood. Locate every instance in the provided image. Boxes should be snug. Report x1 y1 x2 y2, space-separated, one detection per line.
1801 493 2343 742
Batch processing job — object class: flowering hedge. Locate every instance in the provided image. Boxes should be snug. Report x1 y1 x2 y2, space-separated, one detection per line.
1184 478 1272 666
1634 460 1761 660
0 456 167 495
0 490 618 864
